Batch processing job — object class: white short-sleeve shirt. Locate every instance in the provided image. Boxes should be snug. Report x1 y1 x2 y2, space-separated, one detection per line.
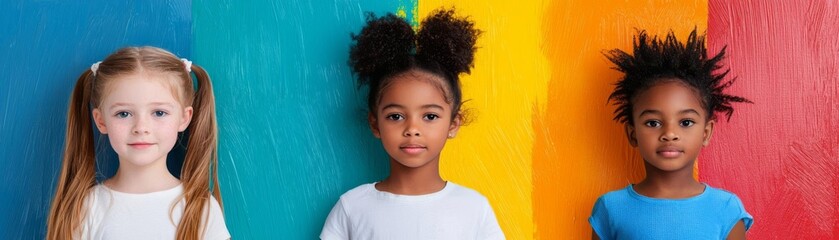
320 182 505 240
80 184 230 240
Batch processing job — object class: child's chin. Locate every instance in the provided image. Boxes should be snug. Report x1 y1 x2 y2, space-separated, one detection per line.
393 158 434 169
647 160 692 172
118 154 165 167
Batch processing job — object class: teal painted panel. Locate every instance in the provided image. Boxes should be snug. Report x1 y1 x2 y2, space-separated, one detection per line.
192 1 416 238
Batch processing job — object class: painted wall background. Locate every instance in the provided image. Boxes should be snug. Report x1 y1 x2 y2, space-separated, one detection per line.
191 0 414 239
533 1 707 239
418 1 550 238
0 1 191 239
1 0 837 239
701 0 839 239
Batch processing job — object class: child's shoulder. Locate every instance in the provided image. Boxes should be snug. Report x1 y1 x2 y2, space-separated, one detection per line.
444 182 490 203
86 184 111 207
337 183 377 201
701 184 745 204
595 185 635 204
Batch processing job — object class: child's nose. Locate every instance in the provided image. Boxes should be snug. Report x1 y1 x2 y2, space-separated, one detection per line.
403 118 421 137
659 129 679 141
132 117 151 134
403 130 420 137
132 128 150 134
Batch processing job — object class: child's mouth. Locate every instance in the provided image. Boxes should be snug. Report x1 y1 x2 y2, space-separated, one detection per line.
656 146 683 158
128 143 155 149
400 144 427 155
657 150 683 158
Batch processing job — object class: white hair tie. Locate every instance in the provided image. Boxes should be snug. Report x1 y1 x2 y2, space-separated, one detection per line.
181 58 192 73
90 61 102 76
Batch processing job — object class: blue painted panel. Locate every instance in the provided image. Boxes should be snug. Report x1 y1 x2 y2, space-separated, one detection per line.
0 1 191 238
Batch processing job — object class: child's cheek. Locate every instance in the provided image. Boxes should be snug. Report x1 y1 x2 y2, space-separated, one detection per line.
157 120 182 150
103 122 130 153
160 119 182 135
106 121 129 136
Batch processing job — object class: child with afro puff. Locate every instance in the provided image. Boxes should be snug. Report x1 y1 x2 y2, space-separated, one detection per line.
589 29 754 240
320 8 504 240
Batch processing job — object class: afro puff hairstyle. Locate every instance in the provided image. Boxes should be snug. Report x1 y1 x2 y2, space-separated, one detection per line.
349 8 481 119
605 28 752 125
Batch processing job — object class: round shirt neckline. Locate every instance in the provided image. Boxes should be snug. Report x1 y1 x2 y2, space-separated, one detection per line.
100 183 183 197
626 183 710 203
370 181 454 202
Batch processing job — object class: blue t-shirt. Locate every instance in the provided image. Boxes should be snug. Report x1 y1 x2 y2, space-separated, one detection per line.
589 184 753 240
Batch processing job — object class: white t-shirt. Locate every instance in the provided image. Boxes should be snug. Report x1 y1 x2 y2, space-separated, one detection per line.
320 182 505 240
80 184 230 240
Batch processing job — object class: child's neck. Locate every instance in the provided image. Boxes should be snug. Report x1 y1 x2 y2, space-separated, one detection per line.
105 156 180 194
634 161 705 199
376 157 446 195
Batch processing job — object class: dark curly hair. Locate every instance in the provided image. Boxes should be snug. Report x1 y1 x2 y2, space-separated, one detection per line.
606 28 751 125
349 8 480 120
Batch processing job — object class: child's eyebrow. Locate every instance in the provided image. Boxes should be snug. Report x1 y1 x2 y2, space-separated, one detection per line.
638 109 661 117
109 102 175 110
638 109 701 117
421 104 444 111
679 109 701 115
109 103 134 110
381 103 404 111
148 102 175 108
381 103 445 111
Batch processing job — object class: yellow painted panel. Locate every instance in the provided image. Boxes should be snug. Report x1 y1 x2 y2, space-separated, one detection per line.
419 1 551 239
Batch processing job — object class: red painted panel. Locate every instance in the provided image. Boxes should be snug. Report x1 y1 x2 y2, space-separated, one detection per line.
704 1 839 238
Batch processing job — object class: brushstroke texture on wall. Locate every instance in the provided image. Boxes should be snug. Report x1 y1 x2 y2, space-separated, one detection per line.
418 1 550 239
2 0 837 239
0 1 191 239
703 0 839 238
192 0 414 238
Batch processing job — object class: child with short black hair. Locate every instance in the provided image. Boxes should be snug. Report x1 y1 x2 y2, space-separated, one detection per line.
589 29 753 240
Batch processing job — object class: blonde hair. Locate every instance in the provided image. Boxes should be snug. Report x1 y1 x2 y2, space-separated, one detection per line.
47 46 222 240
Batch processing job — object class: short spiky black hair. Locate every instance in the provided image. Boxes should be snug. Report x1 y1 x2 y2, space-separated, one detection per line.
606 29 751 125
349 8 480 120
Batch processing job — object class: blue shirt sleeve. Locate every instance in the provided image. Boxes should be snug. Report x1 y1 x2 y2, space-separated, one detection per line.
589 196 611 240
722 194 754 238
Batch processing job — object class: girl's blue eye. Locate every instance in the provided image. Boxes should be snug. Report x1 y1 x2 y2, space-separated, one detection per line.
424 114 439 121
153 111 168 117
644 120 661 128
385 114 404 121
115 111 131 118
680 119 695 127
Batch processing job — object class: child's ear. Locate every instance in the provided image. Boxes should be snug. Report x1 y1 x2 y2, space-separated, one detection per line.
368 113 381 138
92 108 108 134
178 106 193 132
447 114 462 139
624 123 638 147
702 119 715 146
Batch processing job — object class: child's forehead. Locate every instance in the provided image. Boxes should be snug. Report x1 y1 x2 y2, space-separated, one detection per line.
114 71 178 85
100 72 186 106
636 79 701 99
388 69 446 86
378 74 452 109
632 80 705 112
